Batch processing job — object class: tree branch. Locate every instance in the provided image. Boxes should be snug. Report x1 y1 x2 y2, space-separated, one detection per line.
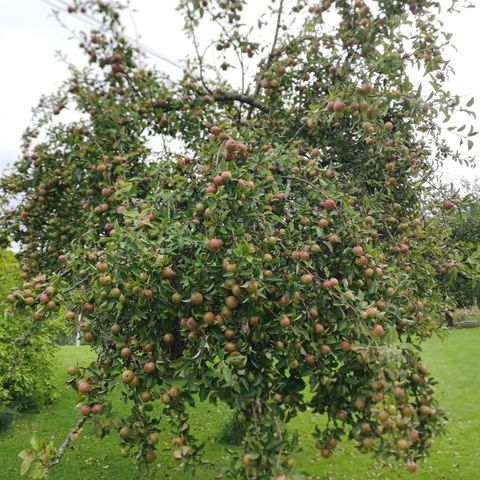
44 416 88 476
249 0 285 114
212 92 266 111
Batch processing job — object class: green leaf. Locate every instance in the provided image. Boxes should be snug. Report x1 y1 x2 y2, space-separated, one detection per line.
30 436 39 450
467 97 475 108
18 450 34 462
29 461 45 479
19 451 34 476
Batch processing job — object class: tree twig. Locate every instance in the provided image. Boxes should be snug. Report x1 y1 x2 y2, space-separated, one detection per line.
249 0 285 117
186 5 212 95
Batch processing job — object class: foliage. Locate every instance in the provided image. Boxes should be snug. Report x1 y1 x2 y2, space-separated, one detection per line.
0 251 65 410
445 181 480 308
0 0 479 478
2 334 480 480
18 436 56 479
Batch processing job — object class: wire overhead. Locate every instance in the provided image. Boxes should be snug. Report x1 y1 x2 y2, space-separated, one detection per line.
39 0 186 70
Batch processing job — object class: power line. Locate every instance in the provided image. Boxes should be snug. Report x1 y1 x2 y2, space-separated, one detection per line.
39 0 186 71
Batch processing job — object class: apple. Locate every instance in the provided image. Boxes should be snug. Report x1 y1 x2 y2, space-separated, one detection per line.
372 324 384 337
355 255 368 266
406 460 417 473
320 345 331 355
144 361 156 374
323 198 336 210
141 391 152 402
77 380 90 393
207 238 223 252
120 347 132 358
300 273 313 284
304 354 316 365
320 448 331 458
352 245 363 256
79 404 91 416
322 280 332 290
442 199 454 210
279 316 290 328
162 267 175 279
121 370 135 383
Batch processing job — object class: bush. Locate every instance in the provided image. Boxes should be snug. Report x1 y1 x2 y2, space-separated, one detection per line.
0 251 65 410
0 407 16 432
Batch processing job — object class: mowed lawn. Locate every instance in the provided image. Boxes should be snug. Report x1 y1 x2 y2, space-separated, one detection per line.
1 329 479 480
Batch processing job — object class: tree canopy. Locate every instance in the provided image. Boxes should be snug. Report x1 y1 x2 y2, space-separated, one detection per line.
1 0 478 478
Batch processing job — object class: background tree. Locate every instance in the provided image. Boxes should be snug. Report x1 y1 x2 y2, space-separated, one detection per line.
1 0 478 478
443 179 480 309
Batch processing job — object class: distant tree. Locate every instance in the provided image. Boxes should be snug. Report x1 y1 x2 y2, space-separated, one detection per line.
446 180 480 308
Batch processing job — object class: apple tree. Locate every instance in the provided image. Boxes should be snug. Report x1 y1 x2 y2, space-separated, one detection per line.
1 0 478 478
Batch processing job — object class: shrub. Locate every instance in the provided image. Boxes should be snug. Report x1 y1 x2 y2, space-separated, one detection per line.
0 251 64 410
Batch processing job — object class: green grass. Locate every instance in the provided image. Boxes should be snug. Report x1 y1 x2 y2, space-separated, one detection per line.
1 329 479 479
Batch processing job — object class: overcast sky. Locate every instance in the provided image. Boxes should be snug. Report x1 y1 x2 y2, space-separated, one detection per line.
1 0 479 186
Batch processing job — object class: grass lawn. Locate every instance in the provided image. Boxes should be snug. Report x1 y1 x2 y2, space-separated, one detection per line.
1 329 479 479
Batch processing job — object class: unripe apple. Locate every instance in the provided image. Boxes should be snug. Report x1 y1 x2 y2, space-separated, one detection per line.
121 370 135 383
144 361 156 374
279 316 290 328
300 273 313 285
225 295 239 309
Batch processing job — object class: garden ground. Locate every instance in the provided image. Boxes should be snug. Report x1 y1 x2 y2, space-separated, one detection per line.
1 328 479 479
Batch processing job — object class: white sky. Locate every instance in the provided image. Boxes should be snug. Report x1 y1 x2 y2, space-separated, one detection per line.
1 0 479 186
